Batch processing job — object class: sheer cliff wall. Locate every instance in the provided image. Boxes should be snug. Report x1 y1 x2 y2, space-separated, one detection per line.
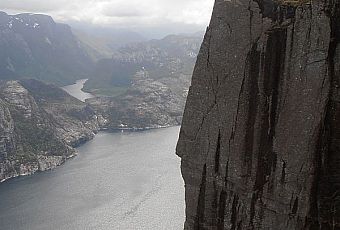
177 0 340 229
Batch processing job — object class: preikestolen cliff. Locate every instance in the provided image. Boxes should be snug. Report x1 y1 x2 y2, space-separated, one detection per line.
177 0 340 229
0 0 340 229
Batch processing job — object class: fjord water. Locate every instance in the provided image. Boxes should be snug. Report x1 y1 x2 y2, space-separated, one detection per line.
62 79 94 102
0 82 185 230
0 128 184 230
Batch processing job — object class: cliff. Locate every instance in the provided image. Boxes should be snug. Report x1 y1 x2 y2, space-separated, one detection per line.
177 0 340 229
0 79 100 182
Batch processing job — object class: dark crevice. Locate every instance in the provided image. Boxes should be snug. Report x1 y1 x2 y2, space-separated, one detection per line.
251 27 287 226
212 182 219 228
280 20 295 113
248 0 254 41
307 2 340 228
292 197 299 215
244 42 260 177
231 75 246 145
280 159 287 184
225 159 229 185
237 221 243 230
254 28 287 191
249 191 259 228
195 164 207 230
215 131 221 174
306 124 323 229
206 28 219 97
231 194 240 230
266 28 287 140
217 191 227 230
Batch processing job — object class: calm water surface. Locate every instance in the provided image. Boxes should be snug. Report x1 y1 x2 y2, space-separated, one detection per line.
0 127 185 230
0 81 185 230
62 79 94 102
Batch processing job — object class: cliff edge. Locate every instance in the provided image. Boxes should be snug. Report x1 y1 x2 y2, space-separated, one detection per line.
177 0 340 229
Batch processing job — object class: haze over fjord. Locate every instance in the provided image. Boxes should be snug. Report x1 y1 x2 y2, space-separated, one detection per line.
0 0 214 38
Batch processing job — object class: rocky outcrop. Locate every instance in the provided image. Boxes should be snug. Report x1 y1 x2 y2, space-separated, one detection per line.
177 0 340 229
0 79 100 182
88 70 188 129
85 33 203 129
84 33 202 95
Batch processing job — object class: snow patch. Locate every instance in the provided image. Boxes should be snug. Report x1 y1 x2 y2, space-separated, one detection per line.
119 124 128 128
45 37 52 45
187 51 197 58
14 17 23 23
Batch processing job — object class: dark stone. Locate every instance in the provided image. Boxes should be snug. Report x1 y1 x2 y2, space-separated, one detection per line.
177 0 340 229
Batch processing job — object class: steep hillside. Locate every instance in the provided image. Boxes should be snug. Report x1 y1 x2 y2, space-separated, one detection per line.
177 0 340 229
0 12 94 86
84 33 202 96
87 70 188 129
0 79 102 182
72 29 114 62
86 34 203 129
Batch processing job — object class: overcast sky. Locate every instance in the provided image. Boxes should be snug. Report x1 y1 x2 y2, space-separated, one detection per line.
0 0 214 37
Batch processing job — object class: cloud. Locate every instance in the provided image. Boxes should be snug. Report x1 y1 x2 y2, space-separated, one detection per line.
0 0 70 12
0 0 214 30
101 3 148 18
98 0 214 26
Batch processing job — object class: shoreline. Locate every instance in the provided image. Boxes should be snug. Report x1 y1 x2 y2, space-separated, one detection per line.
0 152 78 184
0 125 178 184
0 78 181 184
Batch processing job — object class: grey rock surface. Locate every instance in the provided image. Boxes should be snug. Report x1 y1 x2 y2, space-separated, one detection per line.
177 0 340 229
88 70 190 129
84 33 202 94
85 34 203 129
0 79 100 182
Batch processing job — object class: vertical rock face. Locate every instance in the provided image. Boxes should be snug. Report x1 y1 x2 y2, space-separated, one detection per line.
177 0 340 229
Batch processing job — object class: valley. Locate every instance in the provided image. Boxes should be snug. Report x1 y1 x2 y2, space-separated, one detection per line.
0 8 199 230
0 11 202 183
0 79 185 230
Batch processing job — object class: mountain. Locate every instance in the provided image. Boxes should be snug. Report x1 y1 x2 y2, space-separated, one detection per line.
0 79 104 182
72 29 113 61
84 33 203 96
68 22 146 50
87 70 188 129
177 0 340 229
85 33 203 129
0 12 95 86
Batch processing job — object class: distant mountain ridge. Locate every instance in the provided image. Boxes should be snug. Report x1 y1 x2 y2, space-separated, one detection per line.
84 33 203 95
0 11 95 86
85 33 204 129
69 23 146 51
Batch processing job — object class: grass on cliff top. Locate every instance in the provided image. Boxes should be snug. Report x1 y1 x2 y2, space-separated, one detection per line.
83 86 128 97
